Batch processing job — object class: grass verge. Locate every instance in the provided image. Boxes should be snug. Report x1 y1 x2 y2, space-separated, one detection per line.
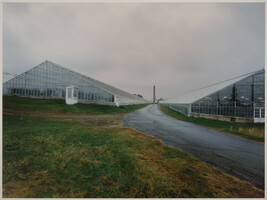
160 105 264 142
3 96 149 115
3 115 263 198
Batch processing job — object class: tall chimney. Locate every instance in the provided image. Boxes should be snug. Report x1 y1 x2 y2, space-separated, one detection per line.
153 85 155 104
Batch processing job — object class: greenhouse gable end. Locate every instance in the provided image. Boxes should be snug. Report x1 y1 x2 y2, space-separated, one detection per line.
3 60 149 106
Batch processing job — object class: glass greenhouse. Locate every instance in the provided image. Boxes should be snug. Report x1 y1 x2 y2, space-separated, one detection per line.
3 60 149 106
163 69 265 123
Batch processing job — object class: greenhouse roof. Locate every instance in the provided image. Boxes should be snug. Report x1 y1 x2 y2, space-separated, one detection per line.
48 61 150 102
6 60 149 103
165 69 264 104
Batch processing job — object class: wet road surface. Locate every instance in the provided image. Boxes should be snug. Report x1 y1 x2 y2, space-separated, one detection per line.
124 104 264 189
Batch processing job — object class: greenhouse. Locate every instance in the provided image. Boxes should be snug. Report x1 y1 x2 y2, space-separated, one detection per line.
163 69 265 123
3 60 149 106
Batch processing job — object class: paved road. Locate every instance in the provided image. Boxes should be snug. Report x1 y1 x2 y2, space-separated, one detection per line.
124 104 264 189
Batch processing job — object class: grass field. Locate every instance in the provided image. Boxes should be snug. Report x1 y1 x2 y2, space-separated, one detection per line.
3 96 149 115
2 97 264 197
3 115 263 198
160 105 264 142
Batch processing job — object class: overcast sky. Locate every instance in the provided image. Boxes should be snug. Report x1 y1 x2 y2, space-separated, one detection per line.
3 2 265 102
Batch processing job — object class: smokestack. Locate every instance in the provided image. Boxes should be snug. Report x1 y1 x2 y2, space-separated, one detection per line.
153 85 155 104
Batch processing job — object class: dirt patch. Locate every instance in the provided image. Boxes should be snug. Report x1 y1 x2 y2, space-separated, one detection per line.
3 180 39 198
3 108 124 127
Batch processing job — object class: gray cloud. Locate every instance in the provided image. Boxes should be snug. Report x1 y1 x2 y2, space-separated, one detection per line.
3 3 265 101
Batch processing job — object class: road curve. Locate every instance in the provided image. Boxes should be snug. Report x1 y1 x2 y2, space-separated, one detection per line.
124 104 264 189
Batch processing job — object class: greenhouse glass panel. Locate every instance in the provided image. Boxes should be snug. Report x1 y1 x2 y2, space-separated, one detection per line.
190 69 264 120
3 60 149 105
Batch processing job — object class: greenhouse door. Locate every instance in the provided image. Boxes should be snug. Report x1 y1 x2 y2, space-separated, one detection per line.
65 86 78 105
254 107 265 123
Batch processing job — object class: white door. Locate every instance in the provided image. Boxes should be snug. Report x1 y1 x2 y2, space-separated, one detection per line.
65 86 78 105
254 107 265 123
67 87 73 99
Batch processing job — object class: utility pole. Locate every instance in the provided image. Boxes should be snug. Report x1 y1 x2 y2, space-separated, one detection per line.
153 85 155 104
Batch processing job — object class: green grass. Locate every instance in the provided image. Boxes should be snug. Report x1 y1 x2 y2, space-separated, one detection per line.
160 105 264 142
3 96 149 115
2 115 206 198
3 115 263 198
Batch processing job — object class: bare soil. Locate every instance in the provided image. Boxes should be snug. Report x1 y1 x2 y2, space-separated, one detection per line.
3 108 123 127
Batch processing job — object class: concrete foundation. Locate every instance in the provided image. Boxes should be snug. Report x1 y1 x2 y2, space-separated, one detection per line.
190 112 253 123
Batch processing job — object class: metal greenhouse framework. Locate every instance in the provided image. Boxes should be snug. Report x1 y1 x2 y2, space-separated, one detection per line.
163 69 265 123
3 60 149 106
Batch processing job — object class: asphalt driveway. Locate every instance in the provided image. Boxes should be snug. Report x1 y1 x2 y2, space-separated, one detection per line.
124 104 264 189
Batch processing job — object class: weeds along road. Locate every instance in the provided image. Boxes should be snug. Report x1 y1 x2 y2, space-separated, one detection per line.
124 104 264 189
